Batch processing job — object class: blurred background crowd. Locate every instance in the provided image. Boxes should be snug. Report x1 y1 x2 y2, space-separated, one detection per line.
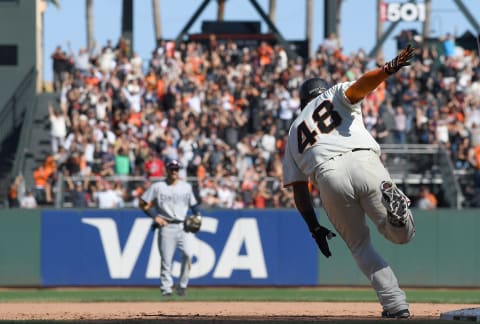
8 32 480 210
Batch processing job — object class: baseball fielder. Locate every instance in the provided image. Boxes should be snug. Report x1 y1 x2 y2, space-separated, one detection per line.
282 45 416 318
139 159 201 296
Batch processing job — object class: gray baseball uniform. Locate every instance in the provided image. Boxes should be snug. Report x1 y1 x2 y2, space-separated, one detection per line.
141 180 198 294
283 81 415 314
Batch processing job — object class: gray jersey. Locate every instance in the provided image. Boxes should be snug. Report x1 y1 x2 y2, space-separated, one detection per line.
141 180 197 222
283 82 381 185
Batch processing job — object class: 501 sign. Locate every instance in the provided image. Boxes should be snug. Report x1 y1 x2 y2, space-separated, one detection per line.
380 2 425 22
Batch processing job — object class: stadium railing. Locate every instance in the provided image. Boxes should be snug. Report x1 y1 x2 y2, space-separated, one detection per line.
0 67 36 144
47 143 464 209
381 143 464 208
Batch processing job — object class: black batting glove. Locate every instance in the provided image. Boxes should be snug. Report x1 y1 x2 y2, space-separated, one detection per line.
383 44 415 75
310 225 336 258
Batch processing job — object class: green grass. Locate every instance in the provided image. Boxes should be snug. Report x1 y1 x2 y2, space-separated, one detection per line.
1 288 479 323
1 287 480 303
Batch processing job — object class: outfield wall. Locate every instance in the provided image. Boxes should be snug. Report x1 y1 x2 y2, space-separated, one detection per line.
0 209 478 287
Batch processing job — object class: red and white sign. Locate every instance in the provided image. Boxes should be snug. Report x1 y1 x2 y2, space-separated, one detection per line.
380 1 425 22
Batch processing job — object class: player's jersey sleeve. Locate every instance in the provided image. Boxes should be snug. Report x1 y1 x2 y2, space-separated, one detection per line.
336 81 363 113
140 183 157 203
282 137 308 187
188 183 198 207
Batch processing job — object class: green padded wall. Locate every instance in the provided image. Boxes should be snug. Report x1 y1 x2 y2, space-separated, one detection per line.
0 209 479 287
0 209 41 285
319 209 480 287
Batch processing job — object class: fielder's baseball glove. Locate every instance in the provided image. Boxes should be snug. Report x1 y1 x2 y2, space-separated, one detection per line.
184 215 202 233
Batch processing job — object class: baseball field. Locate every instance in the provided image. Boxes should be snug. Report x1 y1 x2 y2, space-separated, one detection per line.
1 287 480 323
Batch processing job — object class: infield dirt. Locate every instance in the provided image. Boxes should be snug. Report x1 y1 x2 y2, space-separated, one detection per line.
1 301 479 322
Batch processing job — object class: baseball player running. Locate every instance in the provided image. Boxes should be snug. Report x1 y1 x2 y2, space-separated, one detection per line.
139 159 202 296
282 45 416 318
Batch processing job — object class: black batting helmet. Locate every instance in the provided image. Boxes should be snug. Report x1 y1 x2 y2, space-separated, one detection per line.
299 77 329 110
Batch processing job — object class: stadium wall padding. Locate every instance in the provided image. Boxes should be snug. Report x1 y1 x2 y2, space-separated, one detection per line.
319 209 480 287
0 209 41 285
0 209 478 287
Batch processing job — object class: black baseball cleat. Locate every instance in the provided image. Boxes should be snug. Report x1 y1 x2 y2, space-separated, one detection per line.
382 309 410 319
380 181 411 227
176 286 187 297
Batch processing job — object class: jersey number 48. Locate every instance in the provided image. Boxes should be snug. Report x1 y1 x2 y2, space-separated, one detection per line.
297 101 342 153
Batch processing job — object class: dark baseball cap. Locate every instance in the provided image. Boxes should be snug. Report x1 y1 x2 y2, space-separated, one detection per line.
166 159 181 170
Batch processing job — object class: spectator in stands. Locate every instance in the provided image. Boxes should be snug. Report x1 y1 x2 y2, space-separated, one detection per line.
100 145 116 177
92 179 123 209
8 175 24 208
65 174 89 208
216 179 235 208
467 144 480 188
130 179 151 208
33 157 56 204
64 151 83 177
114 147 131 176
441 33 456 58
276 85 296 131
95 93 112 122
322 32 340 55
94 121 116 153
51 45 70 92
198 178 219 208
36 34 480 208
112 180 127 208
122 76 145 113
454 136 471 169
253 179 272 208
98 45 116 74
372 115 390 144
68 43 90 75
20 189 38 209
416 186 438 210
259 124 277 163
144 150 165 179
257 41 274 69
393 106 408 144
274 44 288 73
48 103 69 154
53 145 69 171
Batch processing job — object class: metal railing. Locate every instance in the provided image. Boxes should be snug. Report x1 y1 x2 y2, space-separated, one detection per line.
53 174 283 209
44 144 464 209
380 143 464 208
9 79 39 186
0 67 36 144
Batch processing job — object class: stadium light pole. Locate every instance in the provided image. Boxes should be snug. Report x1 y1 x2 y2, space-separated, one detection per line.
121 0 134 55
269 0 276 33
152 0 162 46
306 0 313 58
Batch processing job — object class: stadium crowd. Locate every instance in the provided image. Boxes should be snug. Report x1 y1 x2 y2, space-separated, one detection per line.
9 31 480 209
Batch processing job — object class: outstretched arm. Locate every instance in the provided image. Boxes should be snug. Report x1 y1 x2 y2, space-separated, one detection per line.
345 44 415 104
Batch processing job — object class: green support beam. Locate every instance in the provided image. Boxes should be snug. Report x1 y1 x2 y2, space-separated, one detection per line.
175 0 212 45
248 0 297 59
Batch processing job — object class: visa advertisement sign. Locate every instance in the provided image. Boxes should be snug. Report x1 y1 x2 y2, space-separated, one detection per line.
41 209 318 286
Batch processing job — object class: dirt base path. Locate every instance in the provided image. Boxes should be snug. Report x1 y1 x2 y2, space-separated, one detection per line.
1 302 479 321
